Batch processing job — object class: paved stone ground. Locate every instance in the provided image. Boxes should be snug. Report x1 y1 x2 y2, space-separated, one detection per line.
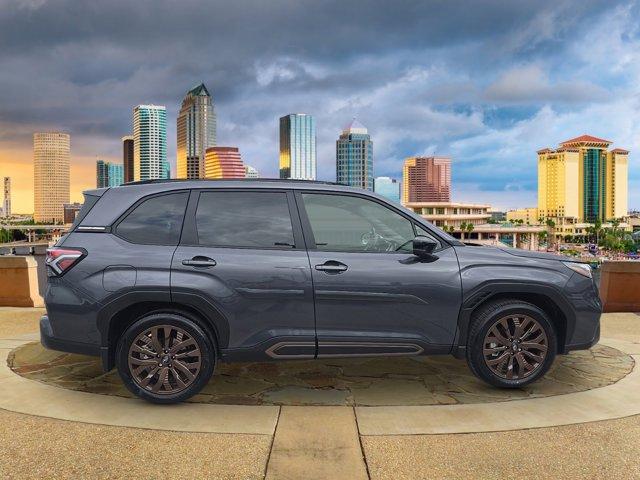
8 341 633 406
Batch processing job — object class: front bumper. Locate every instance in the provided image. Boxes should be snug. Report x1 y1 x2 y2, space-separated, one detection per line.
40 315 101 357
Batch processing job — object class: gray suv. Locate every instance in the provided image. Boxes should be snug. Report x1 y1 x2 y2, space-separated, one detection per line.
41 180 601 403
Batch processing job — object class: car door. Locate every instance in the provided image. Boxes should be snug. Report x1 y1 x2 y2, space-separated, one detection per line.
296 191 462 356
171 188 316 361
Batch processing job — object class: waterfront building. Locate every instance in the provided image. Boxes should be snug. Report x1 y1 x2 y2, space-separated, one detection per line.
402 156 451 203
3 177 11 217
204 147 245 179
506 208 539 224
122 135 134 183
133 105 167 181
336 119 373 190
374 176 400 202
176 83 216 179
279 114 316 180
245 165 260 178
33 132 70 223
537 135 628 223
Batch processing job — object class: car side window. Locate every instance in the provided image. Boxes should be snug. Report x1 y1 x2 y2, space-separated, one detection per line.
116 192 189 245
302 193 415 253
195 191 295 248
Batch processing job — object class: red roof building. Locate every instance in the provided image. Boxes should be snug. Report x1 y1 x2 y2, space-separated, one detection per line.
204 147 245 179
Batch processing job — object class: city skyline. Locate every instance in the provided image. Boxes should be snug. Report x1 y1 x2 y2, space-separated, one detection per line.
0 1 639 212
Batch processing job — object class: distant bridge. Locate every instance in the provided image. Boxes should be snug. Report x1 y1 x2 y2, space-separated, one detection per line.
0 224 68 231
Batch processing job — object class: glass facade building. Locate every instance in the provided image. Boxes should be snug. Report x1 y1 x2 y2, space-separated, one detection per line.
374 176 400 202
97 160 125 188
133 105 167 181
336 119 373 190
177 83 216 179
279 114 316 180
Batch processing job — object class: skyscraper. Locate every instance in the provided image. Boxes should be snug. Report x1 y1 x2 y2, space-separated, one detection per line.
33 132 70 223
177 83 216 179
133 105 167 181
279 114 316 180
96 160 109 188
204 147 245 179
402 156 451 204
336 119 373 190
374 176 400 202
537 135 628 222
122 135 134 183
245 165 260 178
3 177 10 217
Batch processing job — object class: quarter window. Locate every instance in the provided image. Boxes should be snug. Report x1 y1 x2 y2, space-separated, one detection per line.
116 192 188 245
302 193 415 253
195 191 295 248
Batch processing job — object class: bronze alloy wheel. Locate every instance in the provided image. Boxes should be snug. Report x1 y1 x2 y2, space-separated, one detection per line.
128 324 202 395
483 314 548 380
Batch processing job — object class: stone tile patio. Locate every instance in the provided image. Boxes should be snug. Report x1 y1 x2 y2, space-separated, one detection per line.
8 341 634 406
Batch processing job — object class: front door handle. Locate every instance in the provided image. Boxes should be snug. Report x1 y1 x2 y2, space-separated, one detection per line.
315 261 348 274
182 256 217 268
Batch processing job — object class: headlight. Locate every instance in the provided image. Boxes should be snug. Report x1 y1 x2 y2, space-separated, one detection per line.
562 261 592 279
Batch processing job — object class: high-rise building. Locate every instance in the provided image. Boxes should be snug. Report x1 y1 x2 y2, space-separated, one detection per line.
402 156 451 204
133 105 167 181
537 135 629 222
96 160 109 188
279 114 316 180
336 119 373 190
245 165 260 178
204 147 245 179
108 163 124 187
122 135 134 183
63 202 82 224
177 83 216 179
374 176 400 202
3 177 10 217
33 132 70 223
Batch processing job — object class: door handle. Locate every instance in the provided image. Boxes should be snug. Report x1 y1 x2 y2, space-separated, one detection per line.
182 256 217 268
315 261 348 273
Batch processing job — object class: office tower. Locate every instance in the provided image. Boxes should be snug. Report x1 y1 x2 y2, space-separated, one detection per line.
108 163 124 187
336 119 373 190
63 202 82 224
133 105 167 181
204 147 245 179
279 114 316 180
537 135 629 222
96 160 109 188
33 132 70 223
162 161 171 179
402 156 451 204
122 135 134 183
177 83 216 179
245 165 260 178
3 177 10 217
374 176 400 202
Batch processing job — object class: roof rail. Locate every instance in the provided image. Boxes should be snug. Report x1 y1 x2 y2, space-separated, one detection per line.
122 178 341 186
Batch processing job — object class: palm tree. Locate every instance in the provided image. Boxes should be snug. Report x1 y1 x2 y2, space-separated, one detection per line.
466 223 474 239
545 218 556 249
460 222 467 241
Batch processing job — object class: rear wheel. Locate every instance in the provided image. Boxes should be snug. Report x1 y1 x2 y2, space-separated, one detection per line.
116 312 215 403
466 300 557 388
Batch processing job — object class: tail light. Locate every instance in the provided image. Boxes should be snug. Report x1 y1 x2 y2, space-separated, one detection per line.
46 247 85 277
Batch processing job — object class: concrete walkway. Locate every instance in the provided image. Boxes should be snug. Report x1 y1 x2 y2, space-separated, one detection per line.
1 308 639 479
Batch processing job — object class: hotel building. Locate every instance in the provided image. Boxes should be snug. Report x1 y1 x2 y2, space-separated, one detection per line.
204 147 245 179
336 119 373 190
133 105 167 181
279 114 316 180
176 83 216 179
402 156 451 203
33 132 70 223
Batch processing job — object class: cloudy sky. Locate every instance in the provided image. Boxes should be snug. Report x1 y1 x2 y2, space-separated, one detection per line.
0 0 639 212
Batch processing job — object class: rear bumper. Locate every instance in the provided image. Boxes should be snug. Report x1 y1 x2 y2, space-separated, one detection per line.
40 315 101 357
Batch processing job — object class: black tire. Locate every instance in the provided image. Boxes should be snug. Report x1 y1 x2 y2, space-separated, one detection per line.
466 299 557 388
116 312 216 404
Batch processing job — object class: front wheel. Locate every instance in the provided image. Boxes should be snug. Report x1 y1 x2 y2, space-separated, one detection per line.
116 312 215 403
466 300 557 388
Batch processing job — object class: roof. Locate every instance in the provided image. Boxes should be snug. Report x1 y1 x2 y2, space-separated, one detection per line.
187 83 210 97
560 134 612 145
537 148 553 154
611 148 629 154
342 118 368 135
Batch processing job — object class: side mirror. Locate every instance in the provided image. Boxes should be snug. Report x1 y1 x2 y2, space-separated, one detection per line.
413 235 438 259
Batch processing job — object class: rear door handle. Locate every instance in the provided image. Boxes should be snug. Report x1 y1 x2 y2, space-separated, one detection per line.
182 256 217 268
315 261 348 273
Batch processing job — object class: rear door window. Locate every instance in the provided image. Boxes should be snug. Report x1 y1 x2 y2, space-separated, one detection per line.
116 192 189 245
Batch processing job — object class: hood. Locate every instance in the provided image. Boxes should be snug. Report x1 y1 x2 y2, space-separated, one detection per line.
496 246 567 262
